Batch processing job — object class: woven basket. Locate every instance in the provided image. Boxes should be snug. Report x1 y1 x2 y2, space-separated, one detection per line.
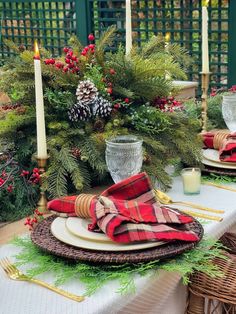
187 253 236 314
220 232 236 255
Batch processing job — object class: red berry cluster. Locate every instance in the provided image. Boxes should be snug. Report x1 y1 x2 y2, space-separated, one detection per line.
81 44 95 56
153 96 183 112
113 98 130 110
81 34 95 56
24 209 44 230
44 48 80 74
0 103 22 112
29 168 41 185
0 170 14 193
20 168 40 185
229 85 236 93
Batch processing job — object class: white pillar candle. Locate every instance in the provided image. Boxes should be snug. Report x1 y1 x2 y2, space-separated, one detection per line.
202 5 209 73
34 41 47 159
181 168 201 195
125 0 132 56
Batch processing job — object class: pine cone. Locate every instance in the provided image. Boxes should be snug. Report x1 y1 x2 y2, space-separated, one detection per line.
71 147 81 158
76 79 98 105
93 119 105 132
93 97 112 118
68 102 92 122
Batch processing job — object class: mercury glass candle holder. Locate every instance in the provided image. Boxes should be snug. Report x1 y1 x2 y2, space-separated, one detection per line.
105 135 143 183
181 168 201 195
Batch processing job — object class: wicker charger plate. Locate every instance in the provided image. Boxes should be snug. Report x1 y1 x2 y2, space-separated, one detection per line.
31 215 204 264
203 165 236 177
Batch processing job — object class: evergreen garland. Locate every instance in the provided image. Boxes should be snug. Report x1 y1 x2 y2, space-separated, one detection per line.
12 236 225 296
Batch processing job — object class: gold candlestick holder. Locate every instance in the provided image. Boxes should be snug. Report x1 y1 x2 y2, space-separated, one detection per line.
36 156 49 213
200 72 211 133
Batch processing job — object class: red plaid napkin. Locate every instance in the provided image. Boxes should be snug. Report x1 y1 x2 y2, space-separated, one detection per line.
48 172 199 243
203 130 236 162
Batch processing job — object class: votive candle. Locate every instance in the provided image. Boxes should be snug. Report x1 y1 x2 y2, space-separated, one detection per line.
181 168 201 195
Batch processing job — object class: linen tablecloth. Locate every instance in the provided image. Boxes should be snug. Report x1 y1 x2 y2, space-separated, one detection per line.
1 176 236 314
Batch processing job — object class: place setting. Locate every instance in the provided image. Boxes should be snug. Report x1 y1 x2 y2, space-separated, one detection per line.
1 1 236 313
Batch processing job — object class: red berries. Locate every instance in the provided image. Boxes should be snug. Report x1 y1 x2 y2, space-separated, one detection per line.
114 103 121 109
109 68 116 75
44 58 56 65
44 47 81 75
153 96 183 112
88 33 95 41
124 98 130 103
24 208 44 230
107 87 113 94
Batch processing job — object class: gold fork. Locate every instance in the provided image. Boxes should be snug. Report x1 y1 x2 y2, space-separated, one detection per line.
155 189 225 214
0 258 85 302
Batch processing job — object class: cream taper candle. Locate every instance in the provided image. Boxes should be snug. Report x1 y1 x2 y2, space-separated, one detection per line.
125 0 132 55
34 41 47 159
202 3 209 73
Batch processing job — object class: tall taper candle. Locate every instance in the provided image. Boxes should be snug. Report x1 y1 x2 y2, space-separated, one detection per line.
202 4 209 73
125 0 132 55
34 41 47 158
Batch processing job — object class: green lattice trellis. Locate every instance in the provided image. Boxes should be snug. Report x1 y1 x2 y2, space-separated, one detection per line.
89 0 229 91
0 0 235 90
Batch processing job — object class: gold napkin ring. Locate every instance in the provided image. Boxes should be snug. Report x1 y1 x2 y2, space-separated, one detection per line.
213 130 229 150
75 194 96 218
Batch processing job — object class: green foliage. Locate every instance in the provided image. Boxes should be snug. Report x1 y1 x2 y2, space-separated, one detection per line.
12 236 225 296
0 28 202 208
0 158 39 222
202 173 236 184
46 147 91 198
184 94 227 130
95 25 117 67
130 105 171 135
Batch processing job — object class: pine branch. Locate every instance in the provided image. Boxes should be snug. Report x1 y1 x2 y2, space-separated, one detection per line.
80 138 107 175
95 25 117 66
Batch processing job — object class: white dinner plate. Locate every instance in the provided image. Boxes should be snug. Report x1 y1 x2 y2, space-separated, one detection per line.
51 217 165 251
202 156 236 170
202 149 236 166
66 217 112 243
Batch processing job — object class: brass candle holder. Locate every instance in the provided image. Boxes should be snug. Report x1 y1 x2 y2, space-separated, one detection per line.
36 156 49 213
200 72 211 133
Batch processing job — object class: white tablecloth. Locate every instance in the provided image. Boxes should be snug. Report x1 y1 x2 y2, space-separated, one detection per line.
1 177 236 314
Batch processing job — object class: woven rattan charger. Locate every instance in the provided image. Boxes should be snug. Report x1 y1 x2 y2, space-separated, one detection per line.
31 215 204 264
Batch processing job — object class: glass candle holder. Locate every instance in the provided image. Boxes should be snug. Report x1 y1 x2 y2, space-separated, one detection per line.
181 168 201 195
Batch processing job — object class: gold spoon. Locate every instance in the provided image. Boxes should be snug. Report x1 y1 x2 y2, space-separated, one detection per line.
155 189 225 214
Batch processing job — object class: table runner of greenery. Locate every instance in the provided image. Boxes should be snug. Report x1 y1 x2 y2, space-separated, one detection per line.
11 237 225 296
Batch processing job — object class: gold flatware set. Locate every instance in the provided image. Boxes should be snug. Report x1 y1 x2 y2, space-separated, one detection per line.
155 189 225 222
